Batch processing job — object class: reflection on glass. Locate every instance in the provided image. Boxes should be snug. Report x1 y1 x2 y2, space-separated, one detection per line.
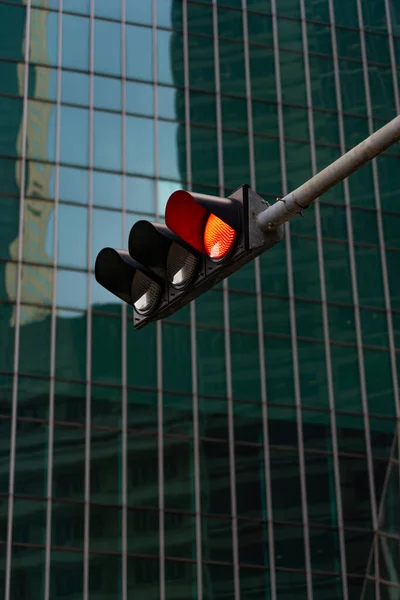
126 176 154 214
126 1 152 25
58 204 88 270
26 100 56 163
94 75 121 111
57 269 87 310
94 0 121 19
157 85 177 120
126 116 154 176
126 81 153 116
158 120 182 181
61 71 89 106
59 166 88 204
60 106 89 166
94 19 121 76
157 180 183 217
93 111 122 172
93 171 122 209
126 25 152 81
157 30 174 85
63 0 90 14
62 14 90 70
92 208 122 264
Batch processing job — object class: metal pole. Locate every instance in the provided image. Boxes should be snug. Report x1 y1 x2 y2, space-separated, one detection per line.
257 114 400 231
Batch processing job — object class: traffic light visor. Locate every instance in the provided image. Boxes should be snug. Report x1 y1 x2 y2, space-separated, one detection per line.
166 190 240 259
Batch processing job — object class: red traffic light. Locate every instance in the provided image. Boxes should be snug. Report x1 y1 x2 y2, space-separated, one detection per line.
165 190 240 259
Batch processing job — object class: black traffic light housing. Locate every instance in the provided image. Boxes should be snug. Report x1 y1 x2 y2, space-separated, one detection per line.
95 185 284 329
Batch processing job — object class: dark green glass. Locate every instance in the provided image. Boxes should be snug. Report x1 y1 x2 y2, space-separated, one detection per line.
127 433 159 508
264 337 295 405
197 328 227 398
297 339 328 409
164 437 194 511
270 448 303 522
51 500 85 548
274 523 305 569
330 344 362 412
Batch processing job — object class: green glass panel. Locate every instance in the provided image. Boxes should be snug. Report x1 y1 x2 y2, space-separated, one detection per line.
236 444 266 519
270 448 303 521
12 498 46 545
91 314 122 385
360 308 389 347
280 49 307 106
90 504 121 552
165 512 196 558
127 388 157 432
0 59 24 96
187 2 213 36
291 236 321 300
219 38 245 96
321 205 347 240
298 339 328 409
362 0 387 32
55 311 86 381
240 566 270 598
355 245 385 308
127 555 160 599
221 95 248 131
328 304 357 344
264 337 294 404
10 547 45 599
339 59 367 115
314 110 340 146
164 392 193 436
218 7 243 40
19 307 52 376
234 400 263 444
306 453 337 525
127 508 158 554
195 289 224 328
238 518 269 565
89 554 121 598
253 135 281 195
383 213 400 249
91 384 121 429
285 141 312 191
324 241 353 304
53 553 84 600
247 12 272 45
309 525 341 572
228 261 256 293
307 23 332 54
164 437 194 511
352 209 379 245
290 205 318 236
366 33 391 64
127 433 158 508
331 344 362 412
259 243 288 297
252 100 278 139
0 4 26 61
377 153 400 213
348 161 375 208
274 523 305 569
336 413 366 455
204 564 235 600
52 500 84 548
231 331 261 401
340 456 373 529
364 348 395 417
222 131 250 189
316 147 345 205
14 419 47 496
0 304 14 373
262 295 290 336
249 44 276 103
197 328 226 397
190 90 217 126
162 323 192 392
0 96 23 157
343 114 370 148
296 301 324 340
191 125 219 187
247 0 271 12
369 66 397 120
127 322 157 388
54 381 86 424
312 574 343 599
200 439 231 515
302 409 330 450
53 425 86 500
202 515 233 563
90 430 120 504
283 105 308 141
229 292 258 331
188 34 215 92
166 562 197 600
369 417 396 458
278 16 302 51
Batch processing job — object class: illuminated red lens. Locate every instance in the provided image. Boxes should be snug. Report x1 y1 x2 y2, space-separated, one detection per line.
204 213 237 260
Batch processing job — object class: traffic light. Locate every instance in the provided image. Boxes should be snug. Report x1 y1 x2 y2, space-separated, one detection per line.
95 185 284 329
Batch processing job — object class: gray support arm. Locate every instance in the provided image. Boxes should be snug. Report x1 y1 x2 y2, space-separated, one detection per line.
257 114 400 231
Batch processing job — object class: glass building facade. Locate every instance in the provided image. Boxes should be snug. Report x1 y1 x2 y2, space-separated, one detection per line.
0 0 400 597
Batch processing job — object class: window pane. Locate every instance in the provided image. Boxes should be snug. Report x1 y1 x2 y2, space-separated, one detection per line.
94 111 122 172
94 75 121 111
94 19 121 76
126 116 154 176
126 24 152 81
62 14 89 70
60 106 89 167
